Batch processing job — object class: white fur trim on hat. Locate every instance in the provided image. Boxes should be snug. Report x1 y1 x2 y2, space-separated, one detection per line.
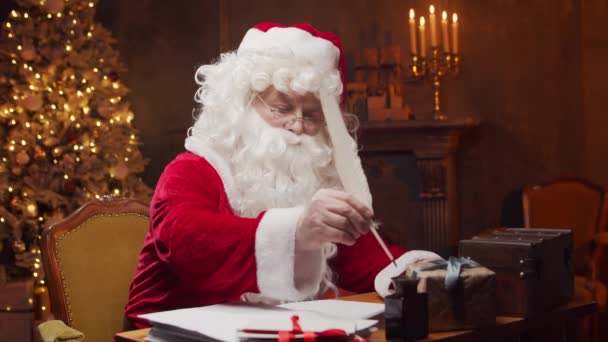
238 27 340 74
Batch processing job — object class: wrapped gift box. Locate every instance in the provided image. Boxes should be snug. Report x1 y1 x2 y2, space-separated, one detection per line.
405 257 496 332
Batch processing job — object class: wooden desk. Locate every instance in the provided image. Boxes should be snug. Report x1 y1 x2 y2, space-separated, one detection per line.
115 292 597 342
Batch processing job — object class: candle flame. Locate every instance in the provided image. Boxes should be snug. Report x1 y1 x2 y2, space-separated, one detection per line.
409 8 415 19
420 16 426 26
430 5 435 14
442 11 448 21
453 13 458 23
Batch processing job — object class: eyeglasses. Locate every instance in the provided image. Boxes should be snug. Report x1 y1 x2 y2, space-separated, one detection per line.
256 95 325 132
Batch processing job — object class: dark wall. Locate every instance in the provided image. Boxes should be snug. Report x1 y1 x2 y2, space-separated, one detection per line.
448 0 585 237
582 0 608 186
2 0 605 240
97 0 220 183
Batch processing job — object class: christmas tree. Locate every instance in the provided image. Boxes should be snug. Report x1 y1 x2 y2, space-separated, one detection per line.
0 0 152 283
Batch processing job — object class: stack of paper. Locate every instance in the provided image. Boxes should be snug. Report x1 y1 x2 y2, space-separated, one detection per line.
141 300 384 342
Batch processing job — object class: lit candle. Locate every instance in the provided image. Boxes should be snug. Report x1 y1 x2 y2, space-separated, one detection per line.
409 9 417 55
441 11 450 52
419 16 427 57
452 13 459 54
429 5 438 47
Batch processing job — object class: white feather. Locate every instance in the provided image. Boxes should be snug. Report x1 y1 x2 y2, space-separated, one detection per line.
319 89 372 208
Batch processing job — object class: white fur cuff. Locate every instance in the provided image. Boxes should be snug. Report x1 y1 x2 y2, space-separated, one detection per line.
256 207 321 301
374 250 442 298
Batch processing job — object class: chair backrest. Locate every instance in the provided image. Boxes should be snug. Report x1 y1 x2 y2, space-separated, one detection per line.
522 178 606 249
41 198 149 342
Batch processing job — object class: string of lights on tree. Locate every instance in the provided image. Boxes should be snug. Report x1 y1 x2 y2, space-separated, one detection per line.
0 0 152 285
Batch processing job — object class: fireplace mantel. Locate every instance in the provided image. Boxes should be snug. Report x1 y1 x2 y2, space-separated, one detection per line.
358 118 479 253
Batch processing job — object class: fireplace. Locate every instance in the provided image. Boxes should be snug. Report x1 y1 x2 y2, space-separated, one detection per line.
359 118 478 254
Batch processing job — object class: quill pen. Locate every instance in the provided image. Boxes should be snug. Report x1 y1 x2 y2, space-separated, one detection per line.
320 88 398 268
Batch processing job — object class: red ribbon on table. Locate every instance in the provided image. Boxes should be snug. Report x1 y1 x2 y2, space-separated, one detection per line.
241 315 367 341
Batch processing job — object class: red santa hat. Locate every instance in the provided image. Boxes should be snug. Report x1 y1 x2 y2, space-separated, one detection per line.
237 22 348 105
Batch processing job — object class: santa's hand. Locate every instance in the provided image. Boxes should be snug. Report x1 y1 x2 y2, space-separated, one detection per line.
374 250 443 297
295 189 373 251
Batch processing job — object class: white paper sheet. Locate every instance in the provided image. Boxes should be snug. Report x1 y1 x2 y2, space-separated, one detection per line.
278 299 384 319
141 300 381 342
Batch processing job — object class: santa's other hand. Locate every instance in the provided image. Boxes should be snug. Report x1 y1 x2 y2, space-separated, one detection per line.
374 250 443 297
295 189 374 251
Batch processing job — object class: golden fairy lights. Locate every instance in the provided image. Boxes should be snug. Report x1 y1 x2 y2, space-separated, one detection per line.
0 0 153 268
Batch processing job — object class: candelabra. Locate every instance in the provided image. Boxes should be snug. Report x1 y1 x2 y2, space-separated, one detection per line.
409 48 460 120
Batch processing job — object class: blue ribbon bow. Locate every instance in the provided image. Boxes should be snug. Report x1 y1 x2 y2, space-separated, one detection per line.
415 256 481 291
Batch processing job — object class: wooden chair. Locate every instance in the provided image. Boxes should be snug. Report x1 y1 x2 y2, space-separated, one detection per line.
40 198 149 342
523 178 608 341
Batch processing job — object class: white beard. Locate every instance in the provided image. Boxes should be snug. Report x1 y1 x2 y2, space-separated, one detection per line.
229 109 341 218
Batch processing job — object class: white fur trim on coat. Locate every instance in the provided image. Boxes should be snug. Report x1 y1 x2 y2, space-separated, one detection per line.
255 207 325 301
185 136 239 209
374 250 442 298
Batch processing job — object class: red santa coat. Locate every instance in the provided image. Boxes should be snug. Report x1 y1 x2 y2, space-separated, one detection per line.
125 150 406 328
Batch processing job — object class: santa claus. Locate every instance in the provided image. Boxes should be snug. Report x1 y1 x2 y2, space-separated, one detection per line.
125 22 439 328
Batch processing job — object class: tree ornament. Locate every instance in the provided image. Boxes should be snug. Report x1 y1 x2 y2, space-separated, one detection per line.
20 45 37 61
111 162 129 180
45 0 65 14
46 64 57 77
22 94 43 111
108 71 119 82
10 197 21 209
97 103 115 117
11 167 22 175
16 150 30 165
64 128 79 142
12 239 26 253
62 180 76 195
34 146 47 160
43 137 59 147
